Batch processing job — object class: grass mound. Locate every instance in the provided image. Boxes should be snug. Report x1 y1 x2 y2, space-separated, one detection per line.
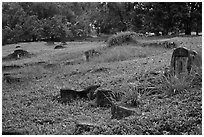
54 45 66 49
107 31 139 47
3 49 33 61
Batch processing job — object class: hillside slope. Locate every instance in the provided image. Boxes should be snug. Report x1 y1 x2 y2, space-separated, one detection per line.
2 36 202 135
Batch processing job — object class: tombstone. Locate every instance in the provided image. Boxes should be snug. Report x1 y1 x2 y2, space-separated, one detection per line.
111 104 140 120
61 41 67 45
77 85 100 99
167 41 177 48
15 45 21 48
74 121 100 135
84 49 100 62
170 47 197 78
187 50 198 74
84 50 90 61
95 89 115 107
60 88 78 103
84 85 100 100
59 85 100 103
84 49 95 62
2 130 29 135
46 41 55 45
3 75 21 84
163 67 172 78
163 41 169 48
54 45 65 49
163 41 177 49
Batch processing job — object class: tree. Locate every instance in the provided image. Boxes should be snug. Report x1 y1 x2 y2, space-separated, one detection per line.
2 26 12 45
22 15 41 41
39 15 72 42
176 2 202 35
191 2 202 35
141 2 202 35
2 3 27 44
2 2 202 45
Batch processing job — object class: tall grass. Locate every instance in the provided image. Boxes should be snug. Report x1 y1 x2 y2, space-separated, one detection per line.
121 88 140 107
160 67 201 96
91 46 145 63
91 45 166 63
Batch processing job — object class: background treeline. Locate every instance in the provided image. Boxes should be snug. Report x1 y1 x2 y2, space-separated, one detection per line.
2 2 202 45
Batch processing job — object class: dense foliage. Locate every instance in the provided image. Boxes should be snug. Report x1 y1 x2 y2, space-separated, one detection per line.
2 2 202 45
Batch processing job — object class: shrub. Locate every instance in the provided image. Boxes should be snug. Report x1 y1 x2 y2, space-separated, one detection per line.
107 31 139 47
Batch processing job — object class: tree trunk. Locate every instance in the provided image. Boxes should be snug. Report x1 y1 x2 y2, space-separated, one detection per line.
196 18 200 35
163 29 169 36
185 3 195 35
185 17 192 35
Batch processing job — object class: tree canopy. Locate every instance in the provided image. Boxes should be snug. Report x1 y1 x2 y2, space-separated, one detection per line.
2 2 202 45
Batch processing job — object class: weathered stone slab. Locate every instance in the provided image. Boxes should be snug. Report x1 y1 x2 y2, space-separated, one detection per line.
187 50 198 74
84 85 100 100
84 49 100 62
170 47 198 78
95 89 115 107
164 41 177 48
111 104 140 120
2 130 29 135
74 121 100 134
3 73 22 84
54 45 65 49
60 88 77 103
15 45 21 48
60 85 100 103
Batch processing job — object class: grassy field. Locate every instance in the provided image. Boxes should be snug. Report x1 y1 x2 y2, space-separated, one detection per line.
2 35 202 135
